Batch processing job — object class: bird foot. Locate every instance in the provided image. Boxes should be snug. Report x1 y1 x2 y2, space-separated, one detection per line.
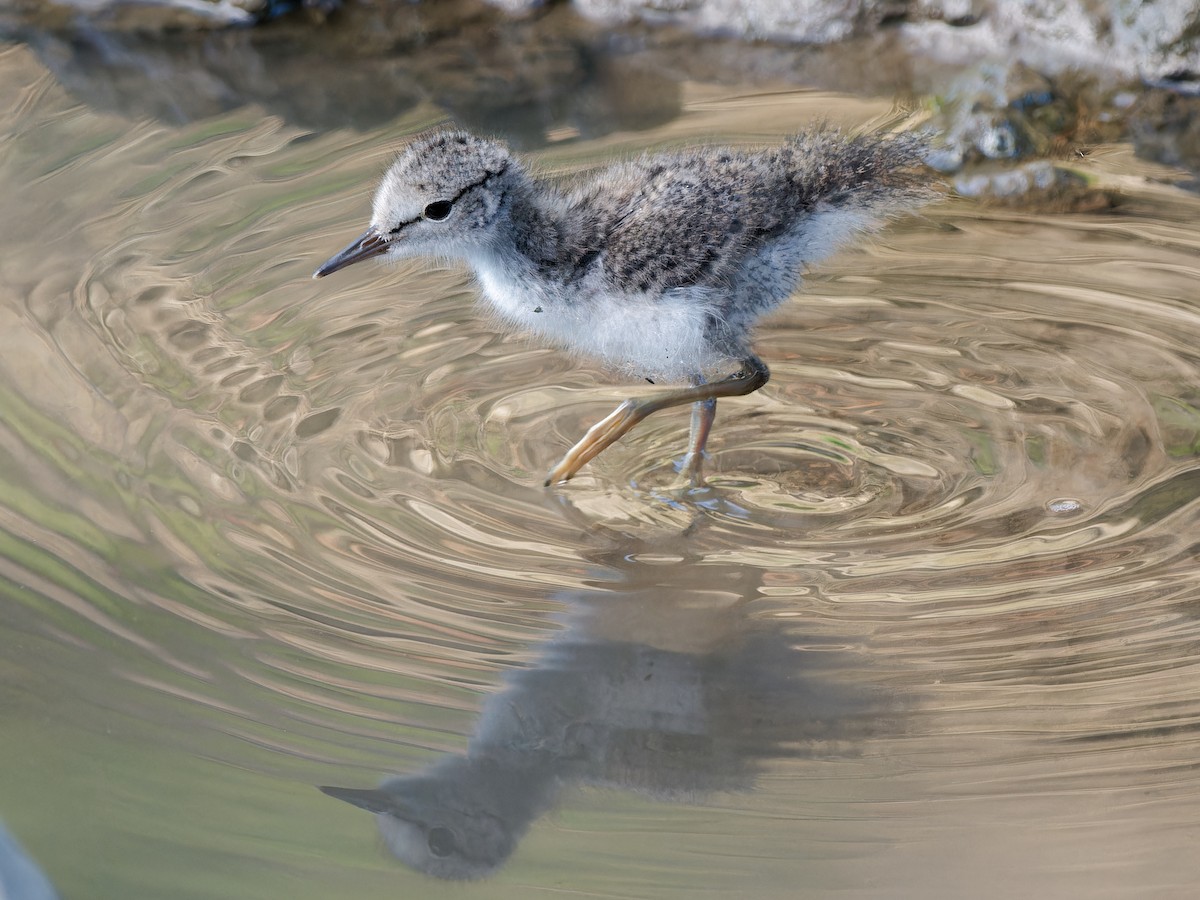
676 451 709 488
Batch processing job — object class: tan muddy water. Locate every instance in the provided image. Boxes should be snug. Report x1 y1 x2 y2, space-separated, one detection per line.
2 36 1200 899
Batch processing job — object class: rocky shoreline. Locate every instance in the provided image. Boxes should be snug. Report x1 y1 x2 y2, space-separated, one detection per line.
3 0 1198 199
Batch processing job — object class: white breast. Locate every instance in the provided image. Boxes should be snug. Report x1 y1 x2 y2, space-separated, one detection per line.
471 252 726 381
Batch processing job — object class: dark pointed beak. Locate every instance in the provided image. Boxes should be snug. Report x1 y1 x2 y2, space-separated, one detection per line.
319 785 410 818
313 228 388 278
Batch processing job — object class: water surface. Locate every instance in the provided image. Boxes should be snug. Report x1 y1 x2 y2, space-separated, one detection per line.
2 36 1200 899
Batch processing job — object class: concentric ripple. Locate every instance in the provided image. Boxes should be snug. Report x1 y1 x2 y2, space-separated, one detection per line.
475 209 1200 552
13 78 1200 714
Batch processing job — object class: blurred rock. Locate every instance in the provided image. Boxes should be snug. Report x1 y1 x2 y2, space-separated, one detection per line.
1129 88 1200 187
951 159 1119 212
2 0 1198 189
573 0 904 44
3 1 682 143
549 0 1199 86
6 0 258 27
2 0 343 28
901 1 1200 84
17 0 1197 88
921 62 1133 191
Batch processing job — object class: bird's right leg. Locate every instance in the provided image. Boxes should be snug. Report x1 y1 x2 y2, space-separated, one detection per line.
545 355 770 486
680 375 717 486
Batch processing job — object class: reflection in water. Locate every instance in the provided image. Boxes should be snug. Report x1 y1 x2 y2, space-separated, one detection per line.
322 542 893 879
8 3 683 144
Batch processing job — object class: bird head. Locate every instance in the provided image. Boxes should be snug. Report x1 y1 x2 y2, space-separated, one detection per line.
320 763 526 881
314 130 516 278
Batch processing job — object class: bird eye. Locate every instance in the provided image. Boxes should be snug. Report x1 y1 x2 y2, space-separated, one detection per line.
423 200 453 221
427 826 456 858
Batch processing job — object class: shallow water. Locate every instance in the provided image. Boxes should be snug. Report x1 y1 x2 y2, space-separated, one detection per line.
3 34 1200 899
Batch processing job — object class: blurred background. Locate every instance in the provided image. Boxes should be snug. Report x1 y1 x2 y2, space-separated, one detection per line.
2 2 1200 898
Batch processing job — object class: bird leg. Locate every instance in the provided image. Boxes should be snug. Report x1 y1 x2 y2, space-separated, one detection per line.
680 375 717 486
545 355 769 486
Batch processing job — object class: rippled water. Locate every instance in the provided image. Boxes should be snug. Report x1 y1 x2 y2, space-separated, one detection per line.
4 37 1200 899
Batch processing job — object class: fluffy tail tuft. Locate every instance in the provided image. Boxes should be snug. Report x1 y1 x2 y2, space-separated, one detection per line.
783 127 936 216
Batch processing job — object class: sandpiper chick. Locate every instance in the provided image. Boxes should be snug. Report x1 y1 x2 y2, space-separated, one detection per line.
315 126 932 485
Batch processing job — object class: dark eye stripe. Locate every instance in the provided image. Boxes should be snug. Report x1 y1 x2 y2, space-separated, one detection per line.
440 163 510 209
386 163 510 235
